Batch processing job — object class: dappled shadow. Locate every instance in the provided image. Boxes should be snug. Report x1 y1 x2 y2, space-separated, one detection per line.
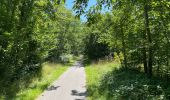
71 90 87 100
46 85 60 91
71 90 87 96
88 68 170 100
82 58 92 66
0 67 42 99
82 57 114 67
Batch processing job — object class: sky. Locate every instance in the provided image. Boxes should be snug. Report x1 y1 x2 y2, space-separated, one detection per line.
65 0 97 22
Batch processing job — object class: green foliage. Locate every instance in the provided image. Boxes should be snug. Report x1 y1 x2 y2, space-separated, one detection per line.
0 0 84 98
74 0 170 76
86 62 170 100
84 30 110 60
0 0 170 99
98 68 170 100
85 61 119 99
74 0 170 99
15 62 68 100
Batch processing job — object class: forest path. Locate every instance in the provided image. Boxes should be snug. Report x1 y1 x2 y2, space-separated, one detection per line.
37 61 86 100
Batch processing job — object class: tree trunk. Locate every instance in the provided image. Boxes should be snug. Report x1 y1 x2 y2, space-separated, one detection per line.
121 26 127 68
142 25 148 74
144 0 153 77
142 47 148 73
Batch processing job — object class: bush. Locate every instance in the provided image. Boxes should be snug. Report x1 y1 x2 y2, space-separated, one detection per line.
84 32 110 60
98 68 170 100
59 54 73 63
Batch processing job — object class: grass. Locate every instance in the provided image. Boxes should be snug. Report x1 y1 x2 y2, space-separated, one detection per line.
14 55 80 100
85 61 119 100
15 62 70 100
85 61 170 100
0 55 79 100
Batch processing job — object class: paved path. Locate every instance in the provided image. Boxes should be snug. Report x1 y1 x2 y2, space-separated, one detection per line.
37 61 86 100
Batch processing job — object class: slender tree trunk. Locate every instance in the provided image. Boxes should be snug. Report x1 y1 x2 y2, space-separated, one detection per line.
142 29 148 73
144 0 153 77
157 56 160 76
143 47 148 73
121 26 127 68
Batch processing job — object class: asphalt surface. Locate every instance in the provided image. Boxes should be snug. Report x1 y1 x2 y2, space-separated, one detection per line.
37 61 86 100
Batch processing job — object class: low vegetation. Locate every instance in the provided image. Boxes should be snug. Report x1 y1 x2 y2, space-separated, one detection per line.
14 62 69 100
0 0 84 98
85 61 119 100
0 0 170 99
13 55 79 100
85 61 170 100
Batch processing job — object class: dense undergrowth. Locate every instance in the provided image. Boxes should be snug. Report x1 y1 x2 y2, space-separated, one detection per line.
85 61 170 100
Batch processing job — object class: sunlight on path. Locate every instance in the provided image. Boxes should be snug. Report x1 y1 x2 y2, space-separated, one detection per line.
37 61 86 100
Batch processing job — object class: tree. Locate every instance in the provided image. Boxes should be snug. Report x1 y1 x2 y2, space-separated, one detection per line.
0 0 84 98
73 0 170 77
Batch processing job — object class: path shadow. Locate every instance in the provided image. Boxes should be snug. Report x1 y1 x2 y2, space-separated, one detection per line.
46 85 60 91
71 90 87 96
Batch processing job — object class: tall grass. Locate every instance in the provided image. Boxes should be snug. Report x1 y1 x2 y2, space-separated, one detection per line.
85 61 119 100
85 61 170 100
15 62 69 100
